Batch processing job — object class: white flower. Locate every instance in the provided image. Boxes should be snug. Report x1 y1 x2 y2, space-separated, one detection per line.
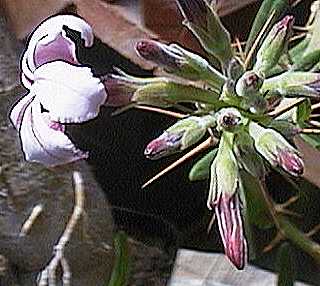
21 15 94 89
10 61 107 167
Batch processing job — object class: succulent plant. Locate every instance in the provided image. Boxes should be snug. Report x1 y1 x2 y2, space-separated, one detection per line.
107 0 320 270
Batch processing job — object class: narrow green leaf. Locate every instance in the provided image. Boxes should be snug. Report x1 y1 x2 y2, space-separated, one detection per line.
296 99 311 125
239 170 273 229
189 148 218 181
108 232 130 286
276 243 296 286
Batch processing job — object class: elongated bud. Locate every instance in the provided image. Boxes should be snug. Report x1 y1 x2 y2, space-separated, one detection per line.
215 193 247 270
176 0 233 64
145 115 216 159
254 16 294 75
248 121 304 176
132 81 220 107
233 132 265 179
136 40 226 88
207 132 247 269
261 71 320 98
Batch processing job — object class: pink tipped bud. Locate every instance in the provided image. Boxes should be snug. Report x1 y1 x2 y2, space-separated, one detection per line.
144 132 183 160
277 148 304 176
215 194 247 270
136 40 183 71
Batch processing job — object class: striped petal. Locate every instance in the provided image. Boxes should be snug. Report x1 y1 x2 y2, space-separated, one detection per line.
18 96 88 167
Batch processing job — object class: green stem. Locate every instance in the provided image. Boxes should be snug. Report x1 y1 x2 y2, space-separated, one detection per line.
277 216 320 265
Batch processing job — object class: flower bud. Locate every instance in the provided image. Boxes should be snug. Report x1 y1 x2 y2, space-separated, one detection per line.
216 108 247 132
235 71 264 97
103 71 220 108
176 0 232 64
234 132 265 179
215 193 247 270
207 132 247 269
254 15 294 75
135 40 226 88
145 115 216 159
248 121 304 176
261 71 320 98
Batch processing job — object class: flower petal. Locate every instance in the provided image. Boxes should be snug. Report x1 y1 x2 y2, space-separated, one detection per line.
9 92 36 130
21 14 94 89
32 61 107 123
19 97 88 167
215 194 247 270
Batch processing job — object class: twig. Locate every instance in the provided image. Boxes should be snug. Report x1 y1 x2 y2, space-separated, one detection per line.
142 137 216 189
308 120 320 128
311 102 320 110
300 128 320 134
268 98 305 117
244 10 276 69
134 105 187 118
235 37 246 62
263 231 285 253
38 172 85 286
19 204 43 237
306 223 320 237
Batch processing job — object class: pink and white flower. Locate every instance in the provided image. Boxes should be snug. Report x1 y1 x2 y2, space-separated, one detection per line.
21 15 94 89
10 15 108 167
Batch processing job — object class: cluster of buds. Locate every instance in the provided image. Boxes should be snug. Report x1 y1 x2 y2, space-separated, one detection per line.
103 0 320 269
10 0 320 271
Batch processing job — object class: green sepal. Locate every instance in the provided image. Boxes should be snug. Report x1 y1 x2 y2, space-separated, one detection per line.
189 148 218 181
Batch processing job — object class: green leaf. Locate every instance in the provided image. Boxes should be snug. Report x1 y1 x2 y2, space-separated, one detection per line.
189 148 218 181
276 243 296 286
245 0 290 55
300 133 320 149
239 170 273 229
296 99 311 125
107 232 130 286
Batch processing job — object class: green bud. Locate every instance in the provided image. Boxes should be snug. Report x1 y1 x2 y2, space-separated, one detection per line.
261 71 320 98
207 132 239 209
248 121 304 176
136 40 226 88
132 81 220 107
234 131 265 179
254 15 294 75
245 0 291 55
216 107 248 132
145 115 216 159
235 71 264 97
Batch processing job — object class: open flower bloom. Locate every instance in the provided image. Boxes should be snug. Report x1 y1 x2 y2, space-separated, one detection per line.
207 132 247 269
249 121 304 176
21 15 94 89
10 61 107 167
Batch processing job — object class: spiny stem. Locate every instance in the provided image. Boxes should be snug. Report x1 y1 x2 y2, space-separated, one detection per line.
142 137 216 189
